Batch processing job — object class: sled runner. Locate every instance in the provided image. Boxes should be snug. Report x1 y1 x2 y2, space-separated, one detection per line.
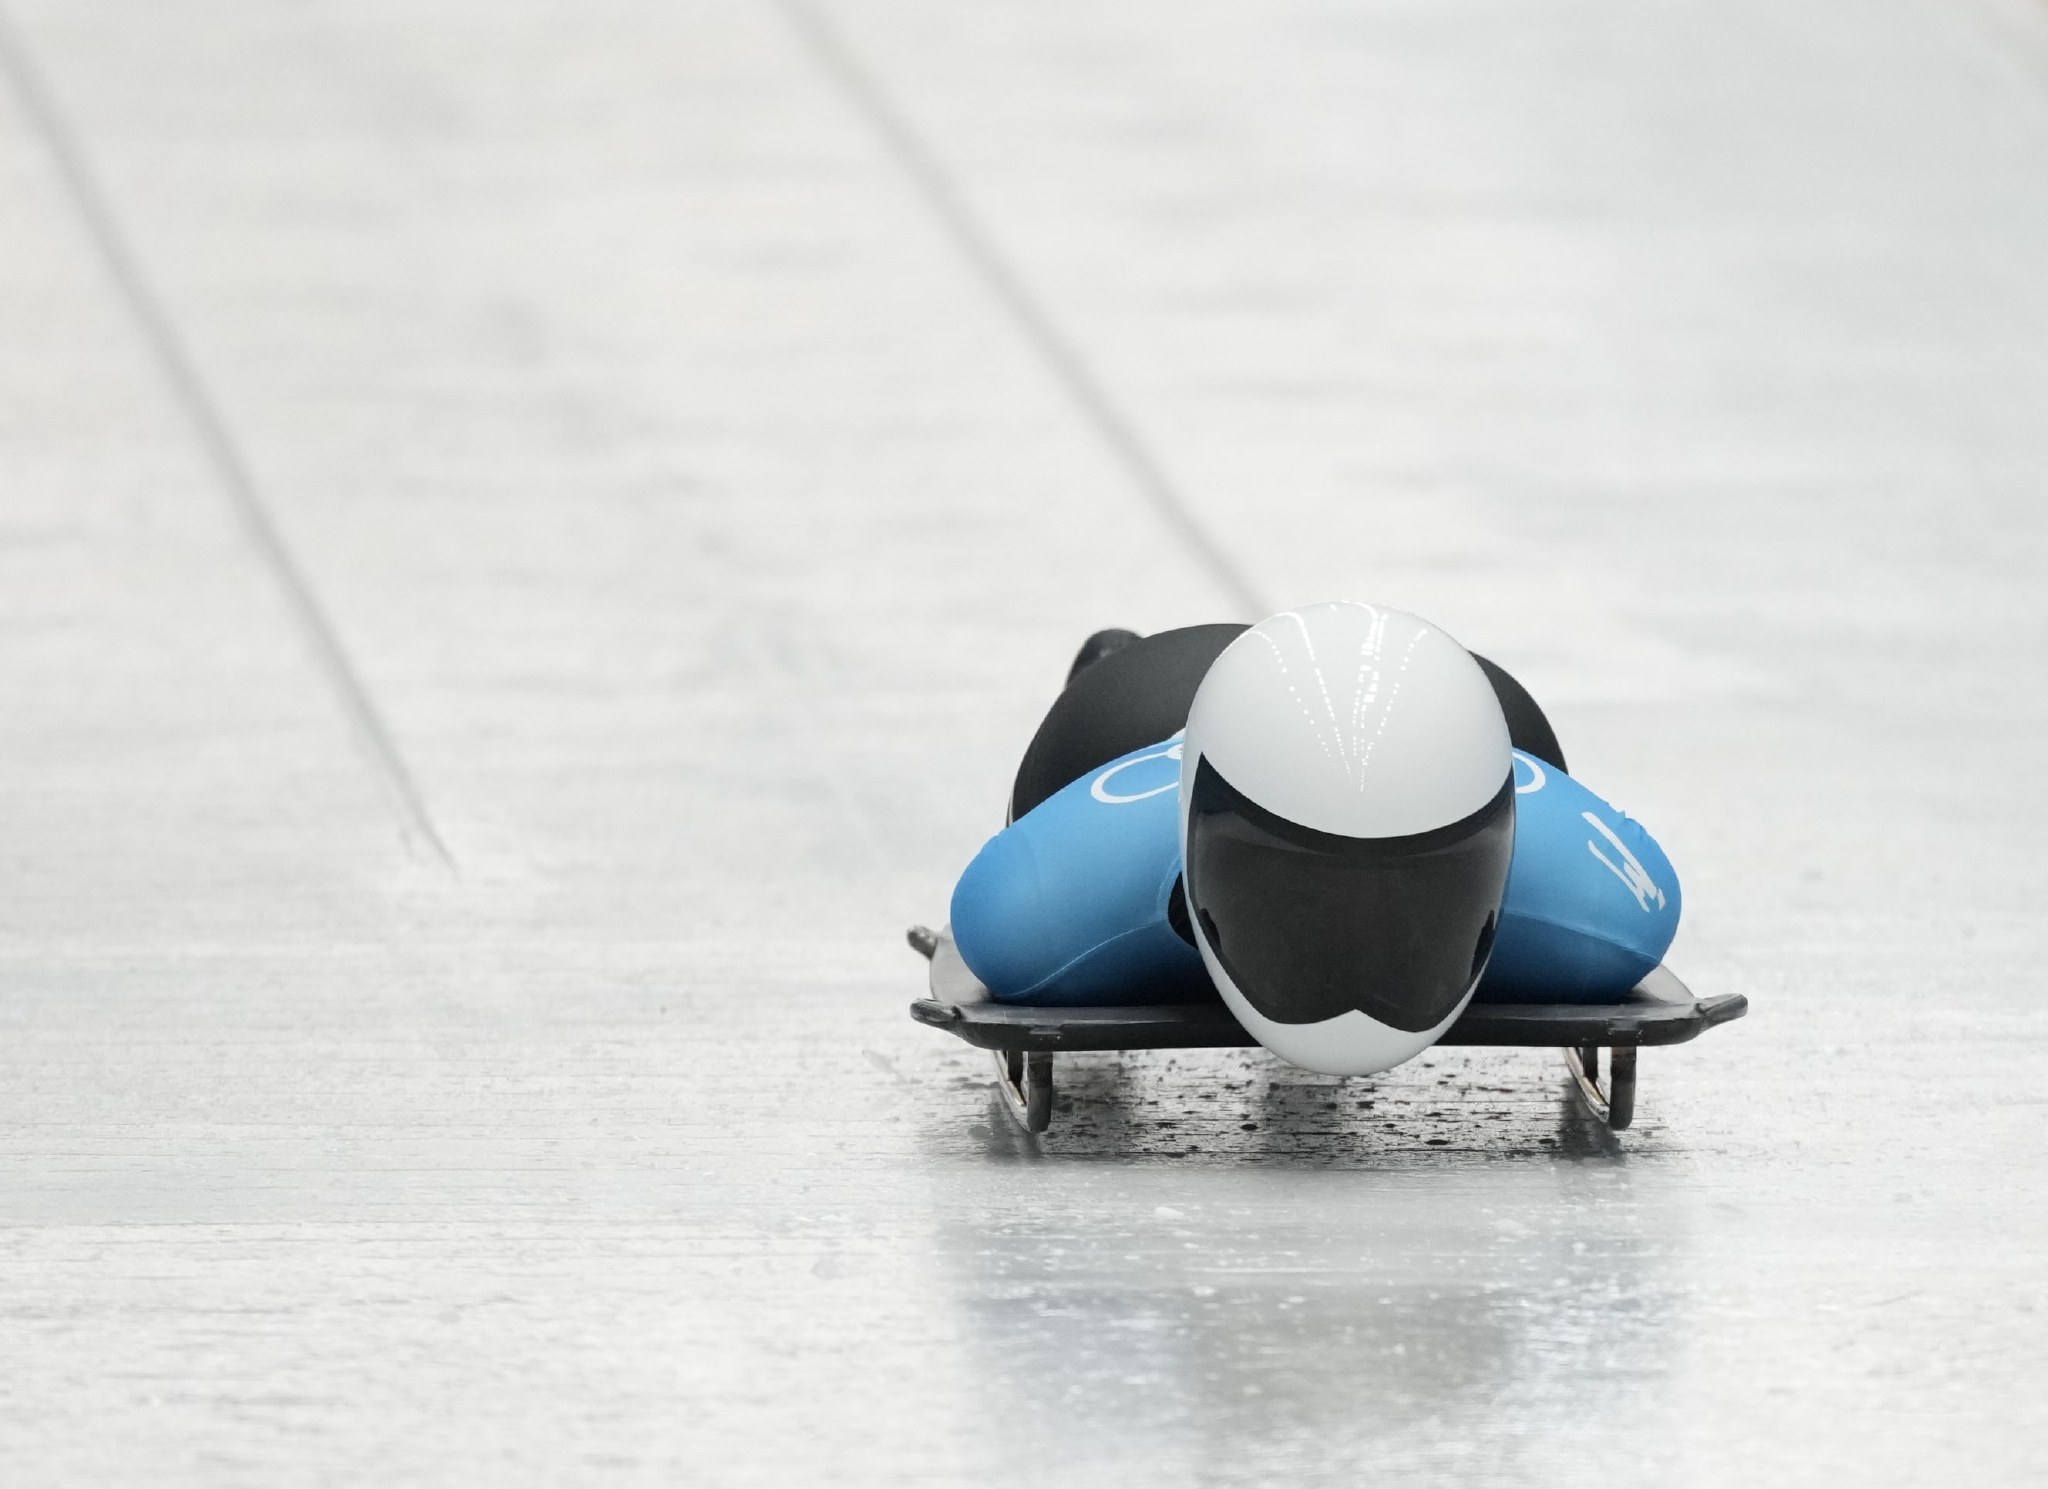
906 924 1745 1135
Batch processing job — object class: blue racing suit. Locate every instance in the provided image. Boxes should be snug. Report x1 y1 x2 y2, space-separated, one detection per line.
950 741 1680 1006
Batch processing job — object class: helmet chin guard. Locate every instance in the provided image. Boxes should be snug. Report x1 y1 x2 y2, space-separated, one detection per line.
1179 603 1514 1076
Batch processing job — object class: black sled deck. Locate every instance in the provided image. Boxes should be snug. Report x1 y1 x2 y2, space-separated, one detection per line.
905 924 1745 1136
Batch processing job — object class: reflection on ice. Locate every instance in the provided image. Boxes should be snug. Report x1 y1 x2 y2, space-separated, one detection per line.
925 1050 1688 1479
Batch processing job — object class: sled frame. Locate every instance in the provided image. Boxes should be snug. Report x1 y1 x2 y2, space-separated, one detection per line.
905 925 1744 1135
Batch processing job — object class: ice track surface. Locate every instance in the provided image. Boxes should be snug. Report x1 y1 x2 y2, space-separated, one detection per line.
2 1 2045 1484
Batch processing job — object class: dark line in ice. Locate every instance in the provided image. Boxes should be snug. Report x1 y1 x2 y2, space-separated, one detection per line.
774 0 1269 621
0 6 454 869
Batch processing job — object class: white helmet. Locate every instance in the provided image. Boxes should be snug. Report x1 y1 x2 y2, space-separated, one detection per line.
1178 602 1515 1075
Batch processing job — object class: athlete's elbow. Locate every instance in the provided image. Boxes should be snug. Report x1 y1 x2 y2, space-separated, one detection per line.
949 830 1060 998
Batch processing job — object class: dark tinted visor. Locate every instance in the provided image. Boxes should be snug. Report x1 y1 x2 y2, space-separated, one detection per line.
1186 757 1515 1032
